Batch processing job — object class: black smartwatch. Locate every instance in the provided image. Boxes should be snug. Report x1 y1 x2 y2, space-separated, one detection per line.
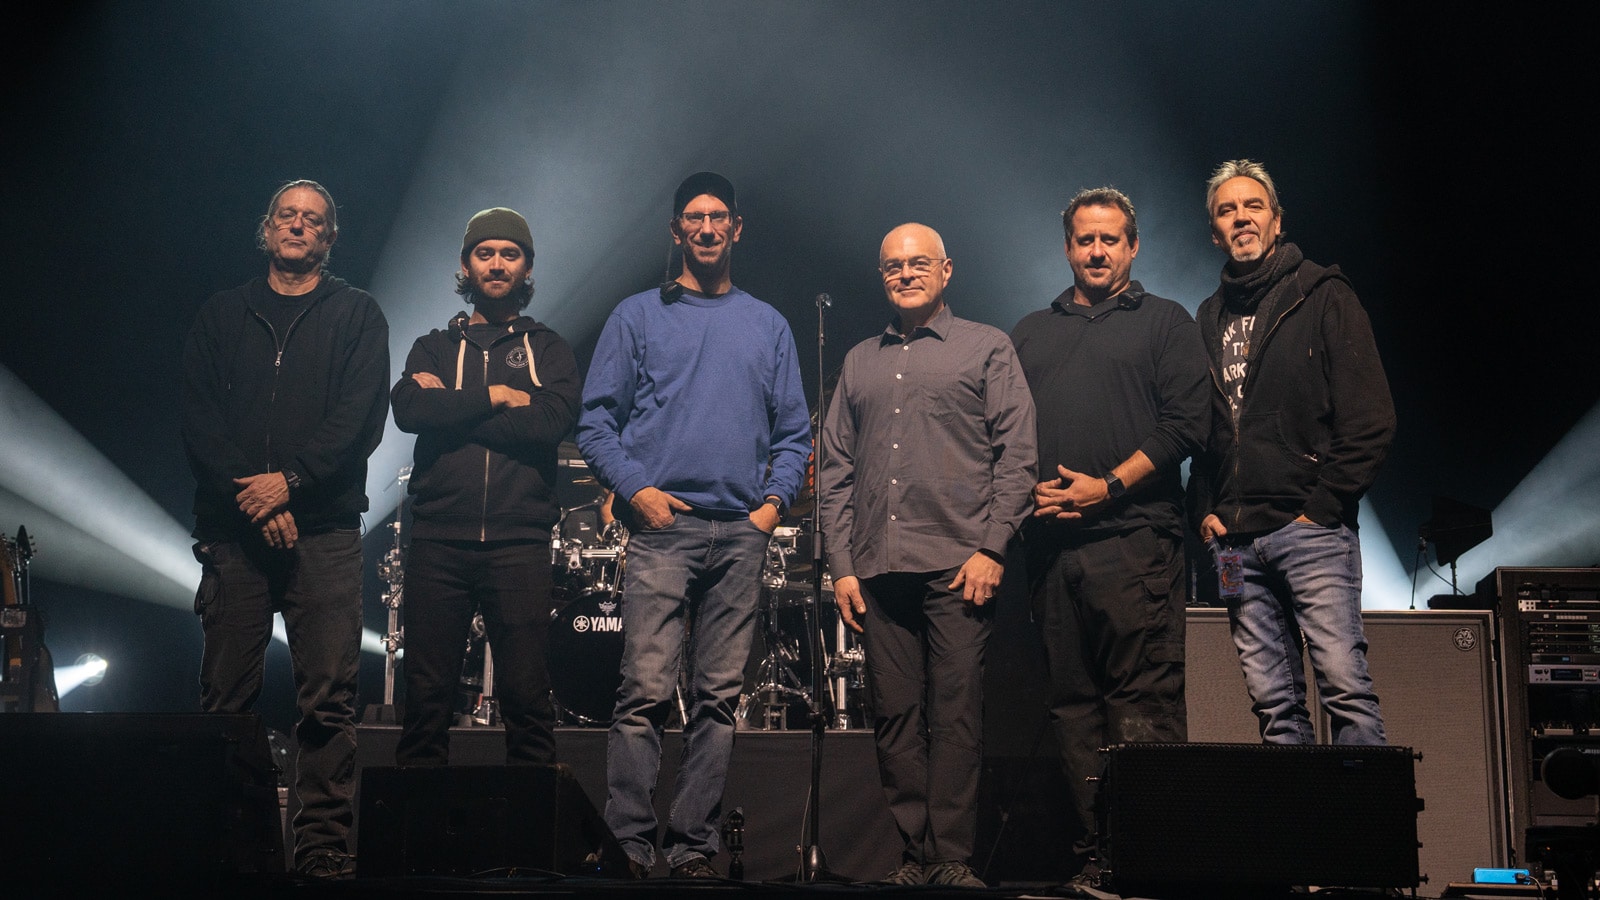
1103 473 1126 499
762 495 786 518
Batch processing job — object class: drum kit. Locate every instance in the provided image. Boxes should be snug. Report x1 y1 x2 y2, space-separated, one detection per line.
374 449 869 731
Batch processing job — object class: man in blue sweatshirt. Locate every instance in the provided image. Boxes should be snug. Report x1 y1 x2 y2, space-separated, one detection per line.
576 172 811 879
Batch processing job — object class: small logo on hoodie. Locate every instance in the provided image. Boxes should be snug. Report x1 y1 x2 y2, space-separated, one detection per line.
505 347 528 369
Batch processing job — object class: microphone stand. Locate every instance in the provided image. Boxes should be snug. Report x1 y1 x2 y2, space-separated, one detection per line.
800 292 847 883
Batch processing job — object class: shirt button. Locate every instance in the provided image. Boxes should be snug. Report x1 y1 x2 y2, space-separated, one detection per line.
891 478 897 485
895 373 902 380
894 408 901 414
890 514 897 521
892 443 899 449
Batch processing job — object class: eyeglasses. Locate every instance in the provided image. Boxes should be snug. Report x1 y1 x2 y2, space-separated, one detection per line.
273 207 327 232
679 210 733 226
879 256 946 278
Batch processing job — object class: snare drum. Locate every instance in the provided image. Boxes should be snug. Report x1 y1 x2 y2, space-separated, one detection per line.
548 589 625 726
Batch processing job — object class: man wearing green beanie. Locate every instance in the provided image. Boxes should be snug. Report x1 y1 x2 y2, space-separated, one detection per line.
391 206 581 772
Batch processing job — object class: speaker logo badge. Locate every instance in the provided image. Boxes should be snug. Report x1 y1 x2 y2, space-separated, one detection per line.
1453 627 1477 651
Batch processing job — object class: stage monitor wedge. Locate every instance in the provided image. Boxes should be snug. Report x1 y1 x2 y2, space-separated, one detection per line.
356 763 630 878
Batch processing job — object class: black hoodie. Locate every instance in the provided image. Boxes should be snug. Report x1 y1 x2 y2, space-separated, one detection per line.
1188 243 1395 534
391 312 581 542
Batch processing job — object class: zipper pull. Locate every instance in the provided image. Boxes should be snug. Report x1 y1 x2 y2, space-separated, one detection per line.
275 350 284 368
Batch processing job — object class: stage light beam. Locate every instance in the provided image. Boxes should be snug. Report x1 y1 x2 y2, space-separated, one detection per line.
54 653 108 698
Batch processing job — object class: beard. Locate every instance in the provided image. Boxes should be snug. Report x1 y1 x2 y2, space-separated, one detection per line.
457 272 534 309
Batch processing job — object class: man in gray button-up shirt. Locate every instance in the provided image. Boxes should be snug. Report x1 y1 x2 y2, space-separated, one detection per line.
819 222 1036 888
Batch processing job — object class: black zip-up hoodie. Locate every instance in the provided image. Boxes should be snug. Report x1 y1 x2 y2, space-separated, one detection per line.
183 275 390 540
1188 243 1395 534
391 312 581 542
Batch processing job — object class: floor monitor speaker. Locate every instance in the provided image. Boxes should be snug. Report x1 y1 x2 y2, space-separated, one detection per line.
356 764 629 878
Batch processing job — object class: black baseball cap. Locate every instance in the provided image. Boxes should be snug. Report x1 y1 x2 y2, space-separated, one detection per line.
673 171 737 219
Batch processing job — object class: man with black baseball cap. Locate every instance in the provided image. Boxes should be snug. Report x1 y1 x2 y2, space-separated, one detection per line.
577 173 811 878
391 206 581 769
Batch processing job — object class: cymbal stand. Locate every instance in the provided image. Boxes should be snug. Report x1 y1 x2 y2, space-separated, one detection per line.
365 467 408 725
736 551 812 729
473 635 500 726
827 611 865 730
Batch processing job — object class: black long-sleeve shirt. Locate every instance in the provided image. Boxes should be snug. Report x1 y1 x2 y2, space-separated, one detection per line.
1010 281 1210 543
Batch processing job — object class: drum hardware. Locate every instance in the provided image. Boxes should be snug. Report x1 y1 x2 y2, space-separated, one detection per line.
827 628 867 731
549 586 626 726
360 468 410 725
736 584 814 731
469 611 501 726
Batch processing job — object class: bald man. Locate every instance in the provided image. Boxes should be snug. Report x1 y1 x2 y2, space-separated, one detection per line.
819 223 1036 887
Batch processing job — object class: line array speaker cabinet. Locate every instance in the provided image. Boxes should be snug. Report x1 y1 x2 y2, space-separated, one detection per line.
0 713 284 892
1101 742 1420 898
356 763 630 878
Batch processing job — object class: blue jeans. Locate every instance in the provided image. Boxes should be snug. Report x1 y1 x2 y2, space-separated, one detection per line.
195 529 364 863
603 513 768 869
1213 520 1385 745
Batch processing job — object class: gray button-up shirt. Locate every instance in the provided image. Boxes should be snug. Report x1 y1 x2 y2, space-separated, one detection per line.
820 305 1037 581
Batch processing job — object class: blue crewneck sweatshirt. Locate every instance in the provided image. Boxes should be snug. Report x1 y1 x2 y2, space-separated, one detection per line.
576 285 811 516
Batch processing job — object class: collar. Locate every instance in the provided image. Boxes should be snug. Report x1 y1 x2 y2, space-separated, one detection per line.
1049 281 1147 319
880 304 954 345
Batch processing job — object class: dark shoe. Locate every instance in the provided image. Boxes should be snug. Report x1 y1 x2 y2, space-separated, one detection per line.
670 856 718 878
583 851 648 878
882 861 925 885
1063 869 1115 898
294 852 348 879
924 860 985 887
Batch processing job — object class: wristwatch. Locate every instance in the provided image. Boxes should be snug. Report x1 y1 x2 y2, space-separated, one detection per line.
1103 473 1126 500
762 495 786 518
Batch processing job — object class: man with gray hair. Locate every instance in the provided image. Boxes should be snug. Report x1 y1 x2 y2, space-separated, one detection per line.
1188 159 1395 748
1009 187 1210 890
391 207 581 769
183 179 389 878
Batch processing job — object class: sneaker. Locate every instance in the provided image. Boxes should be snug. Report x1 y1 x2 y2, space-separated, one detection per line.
882 861 925 885
294 852 348 879
924 860 985 887
670 856 718 878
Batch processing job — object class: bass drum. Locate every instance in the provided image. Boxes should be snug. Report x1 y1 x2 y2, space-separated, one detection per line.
548 588 625 726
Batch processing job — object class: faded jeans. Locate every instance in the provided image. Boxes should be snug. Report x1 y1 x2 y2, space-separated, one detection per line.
1213 520 1385 746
